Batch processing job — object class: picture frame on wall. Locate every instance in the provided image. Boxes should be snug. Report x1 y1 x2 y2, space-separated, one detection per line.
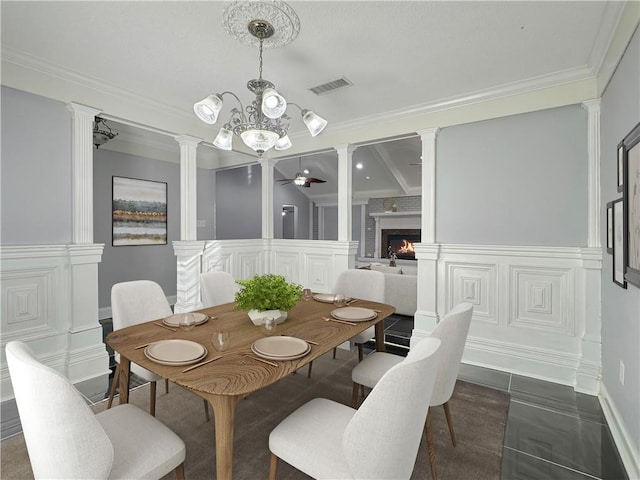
617 142 625 192
612 198 626 288
112 176 168 246
623 122 640 288
606 201 614 254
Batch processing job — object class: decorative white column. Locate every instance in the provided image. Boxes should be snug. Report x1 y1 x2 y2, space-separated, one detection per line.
67 103 100 244
413 128 440 337
173 241 206 313
576 99 602 394
583 100 601 248
64 103 108 398
175 135 202 241
259 158 277 240
336 144 355 242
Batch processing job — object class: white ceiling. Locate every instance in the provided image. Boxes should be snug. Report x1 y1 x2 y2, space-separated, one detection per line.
1 1 625 202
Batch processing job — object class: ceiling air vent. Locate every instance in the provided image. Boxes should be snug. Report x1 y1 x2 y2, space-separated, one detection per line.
309 77 353 95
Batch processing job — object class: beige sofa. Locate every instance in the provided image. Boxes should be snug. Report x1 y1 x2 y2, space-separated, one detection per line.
366 265 417 316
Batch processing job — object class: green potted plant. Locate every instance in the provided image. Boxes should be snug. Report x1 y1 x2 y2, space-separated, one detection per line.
234 274 302 325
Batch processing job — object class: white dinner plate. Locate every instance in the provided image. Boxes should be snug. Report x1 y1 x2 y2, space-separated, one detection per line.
251 342 311 361
162 312 209 327
331 307 377 322
252 336 309 358
313 293 351 303
144 339 208 366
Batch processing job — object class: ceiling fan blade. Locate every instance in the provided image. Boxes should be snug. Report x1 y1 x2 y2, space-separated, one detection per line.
307 178 326 183
278 179 293 185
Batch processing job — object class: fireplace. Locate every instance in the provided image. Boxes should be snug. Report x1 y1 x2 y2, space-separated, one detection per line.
382 229 420 260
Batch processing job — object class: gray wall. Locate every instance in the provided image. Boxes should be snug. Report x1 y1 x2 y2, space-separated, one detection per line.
320 205 362 242
436 105 588 246
215 165 313 240
273 170 312 239
600 27 640 453
94 149 181 309
1 86 72 245
215 165 262 239
197 168 216 240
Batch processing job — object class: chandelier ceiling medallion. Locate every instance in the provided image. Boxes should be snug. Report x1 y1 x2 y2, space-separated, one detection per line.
193 0 327 156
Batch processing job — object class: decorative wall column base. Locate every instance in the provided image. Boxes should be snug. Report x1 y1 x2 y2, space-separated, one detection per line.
173 241 205 313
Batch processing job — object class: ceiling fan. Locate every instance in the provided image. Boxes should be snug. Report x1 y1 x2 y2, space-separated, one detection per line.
277 158 326 188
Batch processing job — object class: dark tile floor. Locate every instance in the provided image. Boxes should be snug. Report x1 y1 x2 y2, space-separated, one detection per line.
101 314 629 480
369 315 629 480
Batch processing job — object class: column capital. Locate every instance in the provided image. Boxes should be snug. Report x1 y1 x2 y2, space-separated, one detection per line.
175 134 202 147
258 158 278 168
416 127 440 138
66 102 101 118
334 144 356 156
581 99 601 111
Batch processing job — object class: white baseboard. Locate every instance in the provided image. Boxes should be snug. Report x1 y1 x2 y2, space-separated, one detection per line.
600 383 639 480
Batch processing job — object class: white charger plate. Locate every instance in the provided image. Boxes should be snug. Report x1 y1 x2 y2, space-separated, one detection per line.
162 312 209 327
331 307 377 322
144 339 208 366
313 293 351 303
251 342 311 361
252 336 309 358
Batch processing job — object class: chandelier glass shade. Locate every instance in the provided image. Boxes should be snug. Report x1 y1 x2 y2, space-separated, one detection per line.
93 117 118 149
194 1 327 156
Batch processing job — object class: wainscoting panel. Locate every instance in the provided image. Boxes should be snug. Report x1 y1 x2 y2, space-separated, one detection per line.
0 244 108 437
428 244 601 391
187 239 358 309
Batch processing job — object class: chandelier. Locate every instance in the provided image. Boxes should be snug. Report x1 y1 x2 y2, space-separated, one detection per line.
193 0 327 156
93 117 118 149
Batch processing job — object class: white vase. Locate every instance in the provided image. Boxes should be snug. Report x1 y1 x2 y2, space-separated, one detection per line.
247 309 288 326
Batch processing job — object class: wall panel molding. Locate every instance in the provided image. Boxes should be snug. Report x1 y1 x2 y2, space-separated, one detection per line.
422 243 602 390
0 244 108 405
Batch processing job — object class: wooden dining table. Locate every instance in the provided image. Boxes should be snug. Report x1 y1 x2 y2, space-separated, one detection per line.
106 296 395 480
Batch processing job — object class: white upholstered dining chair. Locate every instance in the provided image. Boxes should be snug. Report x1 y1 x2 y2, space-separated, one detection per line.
200 270 238 308
6 341 186 480
351 302 474 480
268 336 442 480
107 280 209 420
307 269 385 379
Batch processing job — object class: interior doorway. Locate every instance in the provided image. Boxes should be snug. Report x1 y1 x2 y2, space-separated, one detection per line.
282 204 297 239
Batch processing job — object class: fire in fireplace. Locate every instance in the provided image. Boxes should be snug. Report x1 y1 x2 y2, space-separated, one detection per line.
382 229 421 260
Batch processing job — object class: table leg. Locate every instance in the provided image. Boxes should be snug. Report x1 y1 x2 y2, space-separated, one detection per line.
207 394 240 480
118 357 131 404
374 321 386 352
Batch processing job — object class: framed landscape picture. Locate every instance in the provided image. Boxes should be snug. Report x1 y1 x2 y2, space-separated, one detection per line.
606 201 614 254
623 122 640 287
617 142 625 192
612 198 626 288
112 176 167 246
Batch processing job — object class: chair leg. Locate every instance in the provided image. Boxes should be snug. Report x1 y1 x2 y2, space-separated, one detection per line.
357 343 364 362
332 347 337 359
175 462 185 480
425 409 437 480
106 363 121 409
165 378 169 394
351 382 360 408
443 402 456 446
269 453 279 480
150 381 157 417
307 361 313 379
204 399 210 422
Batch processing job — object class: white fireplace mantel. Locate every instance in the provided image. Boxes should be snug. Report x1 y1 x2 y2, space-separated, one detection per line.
370 211 422 258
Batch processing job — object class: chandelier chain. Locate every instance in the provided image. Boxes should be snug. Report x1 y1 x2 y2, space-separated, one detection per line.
258 38 264 81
